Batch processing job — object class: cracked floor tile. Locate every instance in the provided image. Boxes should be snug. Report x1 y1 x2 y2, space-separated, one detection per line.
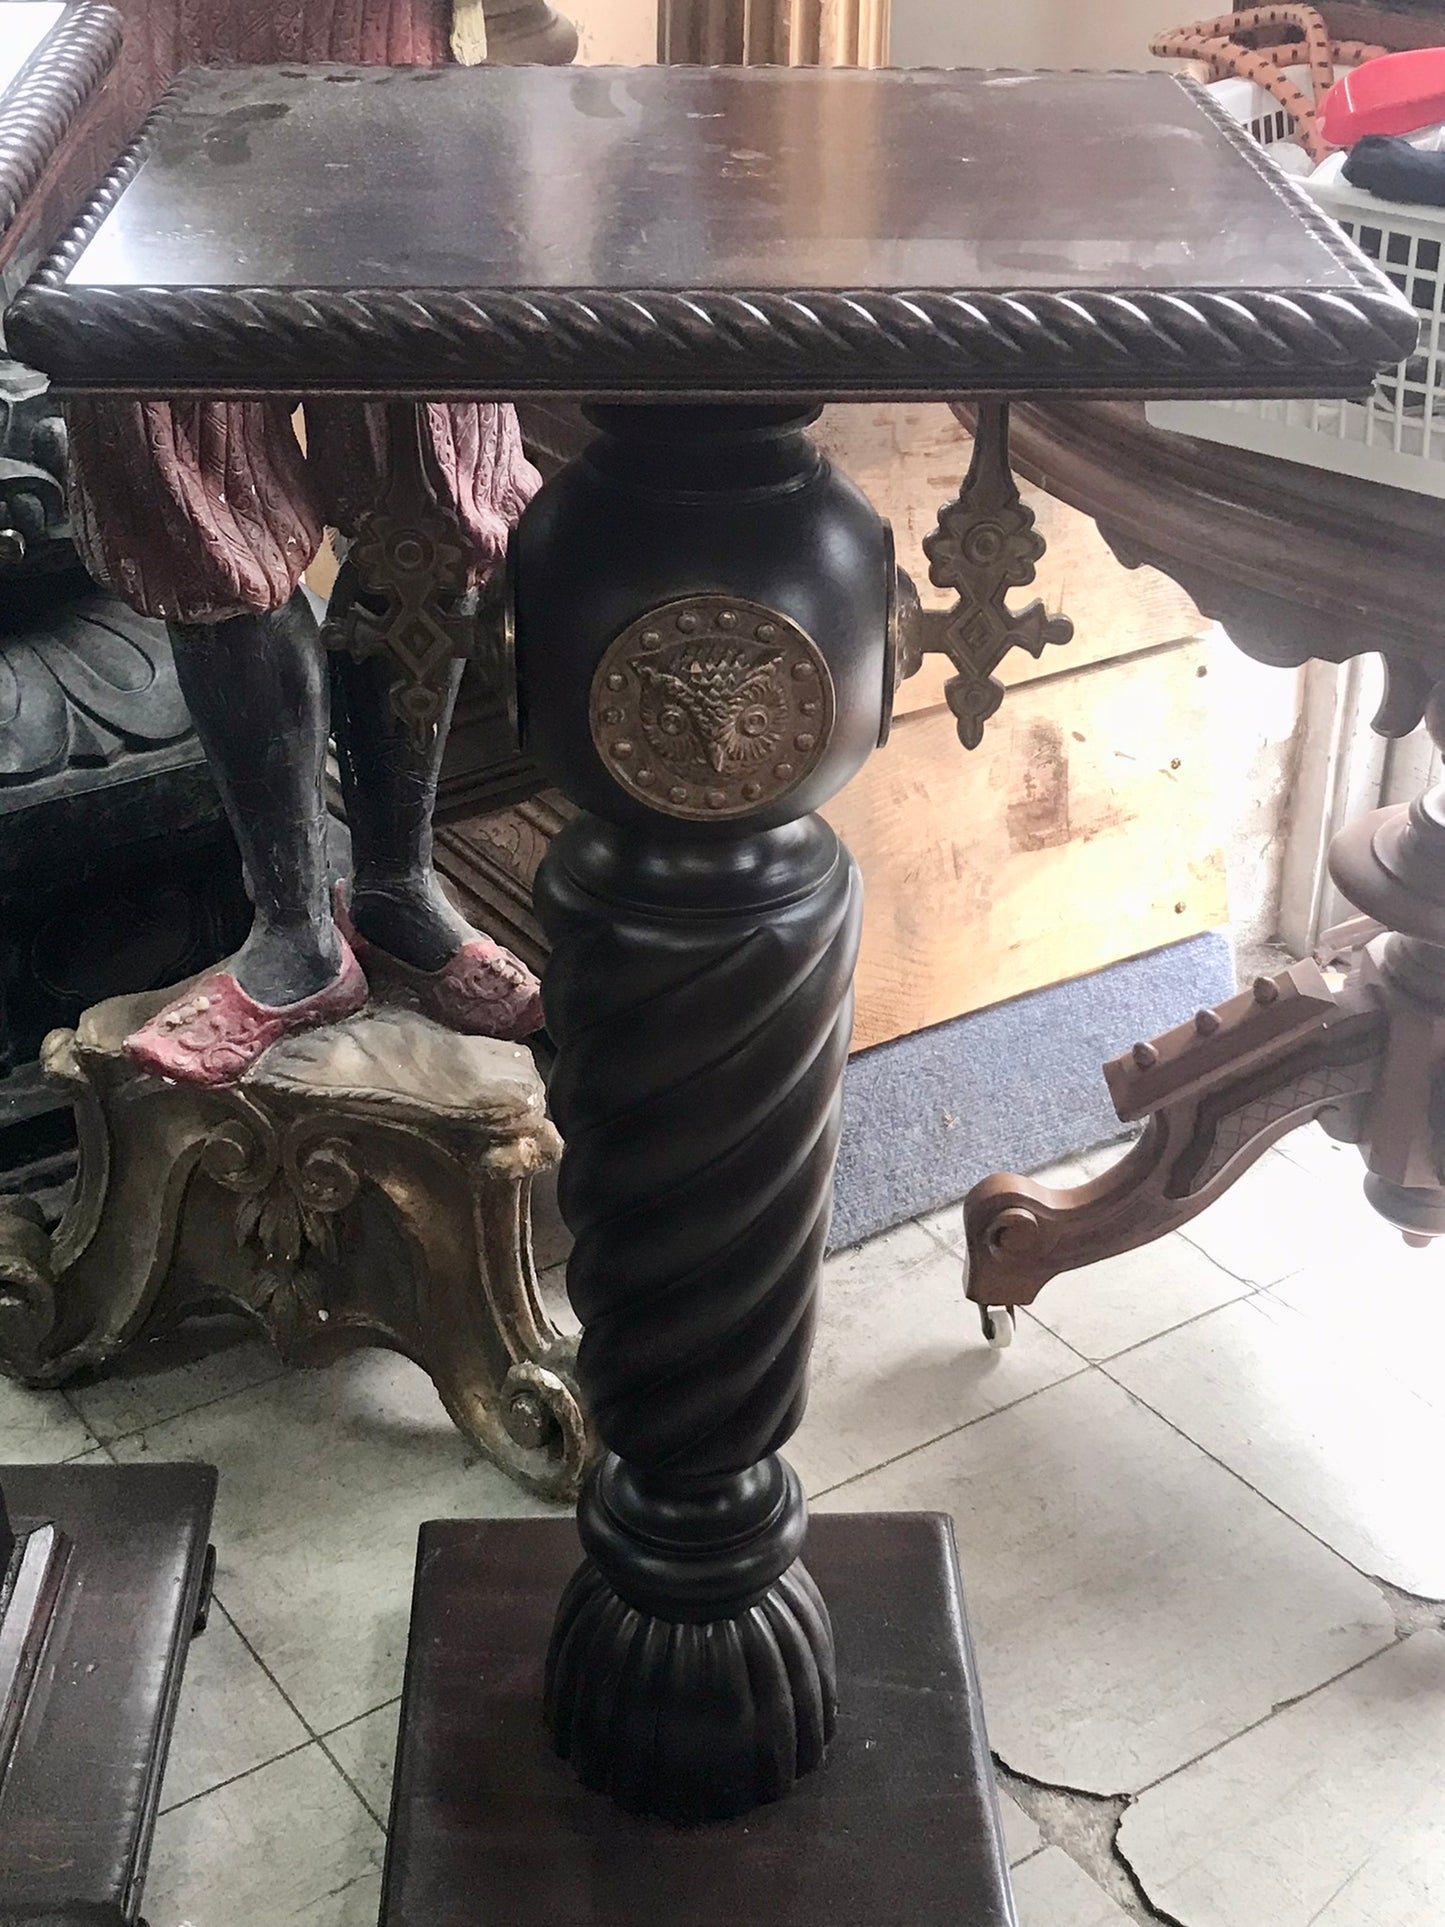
1109 1293 1445 1597
999 1789 1045 1864
1119 1631 1445 1927
817 1371 1394 1791
1171 1148 1358 1288
1020 1231 1248 1363
144 1743 383 1927
158 1604 309 1812
110 1351 559 1734
1011 1847 1135 1925
0 1371 97 1462
791 1221 1082 1494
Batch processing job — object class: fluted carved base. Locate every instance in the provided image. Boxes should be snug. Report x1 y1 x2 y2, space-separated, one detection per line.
547 1451 835 1820
546 1541 835 1823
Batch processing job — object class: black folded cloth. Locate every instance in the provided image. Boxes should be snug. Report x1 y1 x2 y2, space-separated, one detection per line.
1344 134 1445 208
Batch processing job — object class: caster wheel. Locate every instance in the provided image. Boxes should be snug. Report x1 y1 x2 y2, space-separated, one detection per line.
980 1305 1015 1349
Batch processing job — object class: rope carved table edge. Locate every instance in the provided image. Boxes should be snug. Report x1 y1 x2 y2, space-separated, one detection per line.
0 1 121 244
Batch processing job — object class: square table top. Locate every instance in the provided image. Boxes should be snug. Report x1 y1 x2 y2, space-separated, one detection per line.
8 61 1418 402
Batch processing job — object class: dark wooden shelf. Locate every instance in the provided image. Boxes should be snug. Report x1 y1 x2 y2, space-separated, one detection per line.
10 63 1416 400
0 1461 216 1925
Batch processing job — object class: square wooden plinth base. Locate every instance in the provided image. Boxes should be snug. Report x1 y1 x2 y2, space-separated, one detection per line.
382 1511 1017 1927
0 1461 216 1923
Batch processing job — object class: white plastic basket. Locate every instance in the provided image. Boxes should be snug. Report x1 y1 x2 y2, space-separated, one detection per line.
1147 75 1445 498
1206 67 1311 150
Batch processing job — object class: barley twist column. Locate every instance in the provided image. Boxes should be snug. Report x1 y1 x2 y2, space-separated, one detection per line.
512 402 893 1821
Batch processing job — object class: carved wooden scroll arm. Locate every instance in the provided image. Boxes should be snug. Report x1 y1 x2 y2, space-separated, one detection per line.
963 959 1386 1308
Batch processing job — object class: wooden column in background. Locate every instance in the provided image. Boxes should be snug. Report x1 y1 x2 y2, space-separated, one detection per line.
658 0 889 66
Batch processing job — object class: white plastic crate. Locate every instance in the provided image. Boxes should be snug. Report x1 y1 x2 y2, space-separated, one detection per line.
1206 67 1312 150
1148 75 1445 498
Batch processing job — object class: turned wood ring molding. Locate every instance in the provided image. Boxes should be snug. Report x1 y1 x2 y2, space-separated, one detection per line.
588 595 836 822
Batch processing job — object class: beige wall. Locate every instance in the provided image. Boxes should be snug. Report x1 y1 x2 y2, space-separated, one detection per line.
892 0 1176 70
566 0 1174 72
564 1 1176 81
568 0 657 62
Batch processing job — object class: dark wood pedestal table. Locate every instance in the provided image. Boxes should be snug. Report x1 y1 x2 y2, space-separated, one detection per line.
8 60 1414 1923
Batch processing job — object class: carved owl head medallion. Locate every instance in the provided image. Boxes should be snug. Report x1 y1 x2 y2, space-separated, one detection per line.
589 596 835 821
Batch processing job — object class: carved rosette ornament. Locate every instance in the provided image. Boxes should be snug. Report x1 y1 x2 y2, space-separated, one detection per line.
920 403 1074 750
589 596 835 821
199 1107 361 1335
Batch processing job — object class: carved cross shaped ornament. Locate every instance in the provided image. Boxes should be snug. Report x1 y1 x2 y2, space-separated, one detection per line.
920 403 1074 750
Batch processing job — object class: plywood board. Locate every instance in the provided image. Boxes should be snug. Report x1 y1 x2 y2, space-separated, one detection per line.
811 403 1208 723
824 639 1228 1053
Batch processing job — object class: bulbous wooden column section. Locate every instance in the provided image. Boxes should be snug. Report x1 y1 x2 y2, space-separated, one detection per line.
659 0 889 67
512 404 890 1821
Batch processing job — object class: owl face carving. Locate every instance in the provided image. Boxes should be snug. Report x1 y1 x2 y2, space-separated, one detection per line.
589 596 835 821
632 641 787 774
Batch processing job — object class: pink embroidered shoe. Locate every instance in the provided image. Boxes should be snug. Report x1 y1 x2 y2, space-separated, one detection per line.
335 888 544 1041
126 941 369 1087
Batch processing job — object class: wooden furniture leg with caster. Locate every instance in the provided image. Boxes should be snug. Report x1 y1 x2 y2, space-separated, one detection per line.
960 403 1445 1314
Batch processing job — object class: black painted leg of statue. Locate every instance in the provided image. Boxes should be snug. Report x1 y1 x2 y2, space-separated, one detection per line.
168 593 342 1006
326 558 476 974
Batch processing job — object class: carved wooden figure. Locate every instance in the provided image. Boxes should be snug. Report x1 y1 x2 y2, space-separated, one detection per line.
56 0 562 1089
6 60 1412 1885
0 0 591 1502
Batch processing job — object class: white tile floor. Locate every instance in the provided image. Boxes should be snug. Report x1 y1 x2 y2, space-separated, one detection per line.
6 1124 1444 1926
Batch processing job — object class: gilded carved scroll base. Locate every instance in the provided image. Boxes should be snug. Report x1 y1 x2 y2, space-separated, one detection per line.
0 987 587 1501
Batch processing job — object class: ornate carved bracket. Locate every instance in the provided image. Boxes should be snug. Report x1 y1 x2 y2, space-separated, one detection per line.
320 404 481 749
910 403 1074 750
963 958 1387 1310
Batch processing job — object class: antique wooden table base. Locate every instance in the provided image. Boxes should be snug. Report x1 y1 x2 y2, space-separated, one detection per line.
957 404 1445 1314
7 59 1412 1898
